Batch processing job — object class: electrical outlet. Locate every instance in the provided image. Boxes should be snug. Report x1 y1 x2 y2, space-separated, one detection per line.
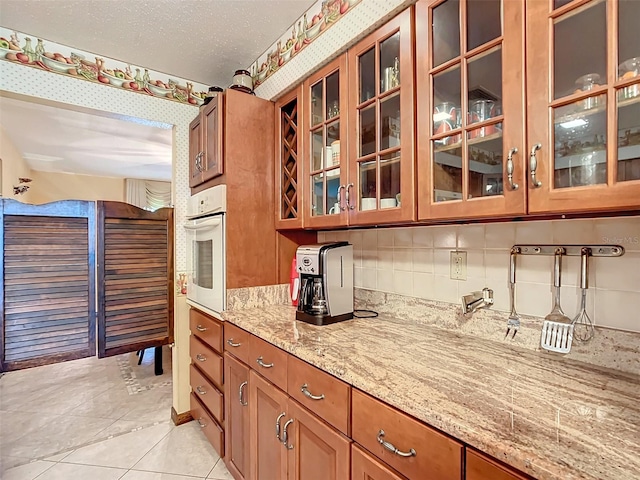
450 251 467 280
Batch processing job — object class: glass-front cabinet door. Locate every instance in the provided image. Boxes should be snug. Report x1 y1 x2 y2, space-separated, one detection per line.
275 86 303 229
302 54 349 229
416 0 526 220
527 0 640 213
347 8 416 225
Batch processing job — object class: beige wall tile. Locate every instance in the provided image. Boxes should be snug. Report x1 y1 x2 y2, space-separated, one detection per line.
377 269 394 293
349 230 363 249
413 248 434 273
515 221 553 244
378 248 393 270
457 224 485 249
594 289 640 332
394 228 413 247
466 250 485 278
593 253 640 292
552 219 597 244
433 225 457 248
433 249 451 276
412 226 434 247
517 255 553 284
432 275 459 304
378 229 394 248
354 266 363 288
413 272 435 299
393 271 413 296
485 222 517 249
362 230 377 250
393 249 412 272
485 250 510 282
361 267 377 290
594 216 640 252
362 249 377 269
517 282 554 318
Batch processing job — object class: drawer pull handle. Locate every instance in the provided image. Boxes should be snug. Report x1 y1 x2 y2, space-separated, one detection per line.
256 356 274 368
275 412 286 441
529 143 542 188
301 384 325 401
506 147 519 191
196 325 207 332
377 430 416 458
196 386 206 395
196 418 207 428
282 419 294 450
227 338 241 348
196 354 207 362
239 381 248 406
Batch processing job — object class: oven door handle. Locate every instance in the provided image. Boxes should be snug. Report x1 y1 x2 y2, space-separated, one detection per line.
183 217 222 231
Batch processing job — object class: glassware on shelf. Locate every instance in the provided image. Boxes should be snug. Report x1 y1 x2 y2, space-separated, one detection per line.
328 100 340 119
618 57 640 100
574 73 604 110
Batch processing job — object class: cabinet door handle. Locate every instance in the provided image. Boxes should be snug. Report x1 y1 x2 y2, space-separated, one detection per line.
256 356 274 368
377 429 416 458
196 324 207 332
195 385 206 395
196 353 206 362
239 381 248 406
227 338 241 348
337 185 346 211
345 183 355 210
300 384 325 400
196 418 207 428
282 419 294 449
275 412 286 441
529 143 542 188
506 148 519 191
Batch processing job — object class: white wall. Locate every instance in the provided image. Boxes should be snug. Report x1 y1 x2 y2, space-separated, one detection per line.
29 170 125 204
321 217 640 333
0 125 34 203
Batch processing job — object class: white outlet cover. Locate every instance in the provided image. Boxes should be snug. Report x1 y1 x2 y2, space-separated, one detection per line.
450 251 467 280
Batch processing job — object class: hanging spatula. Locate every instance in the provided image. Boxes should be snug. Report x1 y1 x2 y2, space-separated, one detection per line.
541 247 574 353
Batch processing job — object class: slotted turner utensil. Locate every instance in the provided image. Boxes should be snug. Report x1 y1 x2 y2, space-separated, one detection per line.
541 247 574 353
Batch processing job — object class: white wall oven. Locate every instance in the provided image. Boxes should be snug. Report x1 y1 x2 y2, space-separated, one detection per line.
184 185 226 317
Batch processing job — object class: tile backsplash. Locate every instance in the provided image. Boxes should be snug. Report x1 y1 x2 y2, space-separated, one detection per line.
318 216 640 333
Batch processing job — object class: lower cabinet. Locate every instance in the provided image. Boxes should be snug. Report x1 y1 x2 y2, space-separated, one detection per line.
466 450 529 480
224 352 250 480
249 370 288 480
352 444 406 480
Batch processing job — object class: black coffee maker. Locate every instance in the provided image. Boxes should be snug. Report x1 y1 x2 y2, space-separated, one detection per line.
295 242 353 326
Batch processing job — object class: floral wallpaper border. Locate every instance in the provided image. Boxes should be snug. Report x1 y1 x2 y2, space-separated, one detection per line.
249 0 362 88
0 27 208 106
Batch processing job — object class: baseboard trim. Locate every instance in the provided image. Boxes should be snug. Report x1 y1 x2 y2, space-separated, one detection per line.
171 407 193 426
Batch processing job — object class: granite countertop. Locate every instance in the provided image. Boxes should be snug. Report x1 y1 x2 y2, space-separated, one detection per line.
222 305 640 480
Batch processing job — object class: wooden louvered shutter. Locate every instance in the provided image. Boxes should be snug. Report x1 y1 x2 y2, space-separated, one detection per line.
97 201 174 357
0 200 96 371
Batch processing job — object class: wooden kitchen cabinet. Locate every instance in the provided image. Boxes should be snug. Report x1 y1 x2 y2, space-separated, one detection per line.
347 7 416 225
415 0 526 221
275 86 304 229
352 444 407 480
285 397 351 480
249 370 289 480
189 95 224 188
466 449 530 480
224 352 250 480
526 0 640 213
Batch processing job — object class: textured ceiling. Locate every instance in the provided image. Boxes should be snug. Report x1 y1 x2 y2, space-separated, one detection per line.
0 96 173 181
0 0 316 87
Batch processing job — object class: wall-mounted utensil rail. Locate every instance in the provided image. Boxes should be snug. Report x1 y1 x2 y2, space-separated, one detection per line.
513 245 624 257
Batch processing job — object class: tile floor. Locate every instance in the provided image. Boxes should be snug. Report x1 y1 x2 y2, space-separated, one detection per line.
0 347 232 480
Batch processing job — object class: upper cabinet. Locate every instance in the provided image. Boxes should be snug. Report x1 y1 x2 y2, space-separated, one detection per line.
526 0 640 213
275 86 304 229
347 8 416 225
189 95 224 189
302 54 350 230
416 0 526 220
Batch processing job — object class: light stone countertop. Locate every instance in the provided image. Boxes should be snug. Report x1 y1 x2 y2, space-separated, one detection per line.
221 304 640 480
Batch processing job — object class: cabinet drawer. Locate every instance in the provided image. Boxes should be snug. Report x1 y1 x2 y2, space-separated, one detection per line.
352 389 463 480
190 364 224 424
190 393 224 458
287 355 351 435
249 335 287 391
190 308 223 353
190 335 223 390
466 450 529 480
352 444 407 480
224 322 250 364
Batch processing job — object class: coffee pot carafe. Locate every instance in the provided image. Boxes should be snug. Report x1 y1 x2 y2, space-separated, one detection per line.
295 242 353 326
